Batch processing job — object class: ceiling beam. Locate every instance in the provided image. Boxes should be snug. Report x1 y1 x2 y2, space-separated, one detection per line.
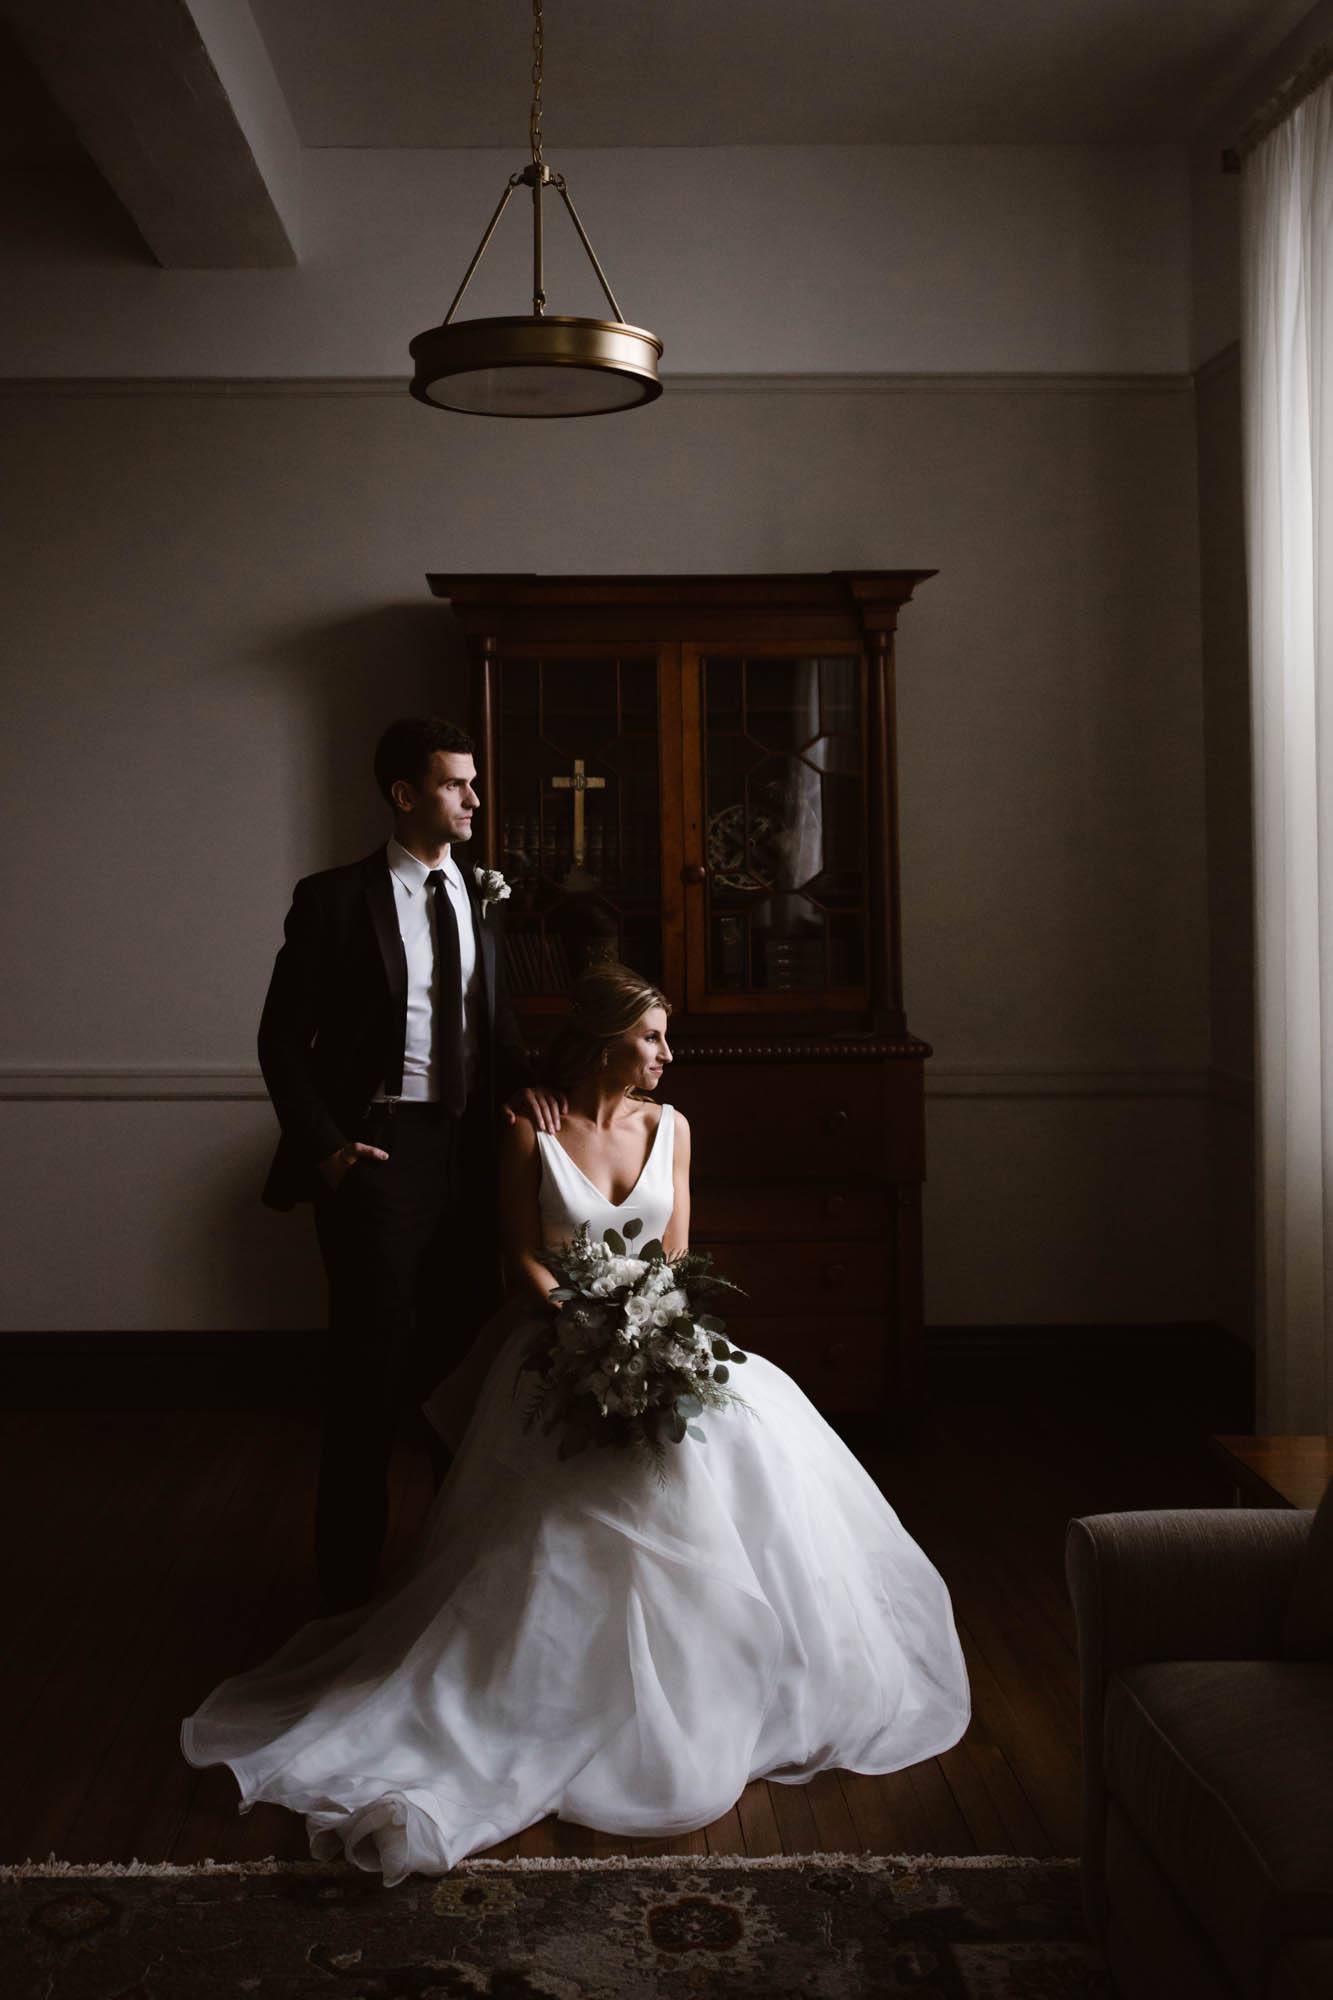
1 0 299 266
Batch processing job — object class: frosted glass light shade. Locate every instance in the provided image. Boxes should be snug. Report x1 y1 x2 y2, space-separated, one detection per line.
409 315 662 418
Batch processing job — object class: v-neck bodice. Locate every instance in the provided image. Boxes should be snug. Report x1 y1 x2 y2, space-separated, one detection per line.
537 1105 675 1248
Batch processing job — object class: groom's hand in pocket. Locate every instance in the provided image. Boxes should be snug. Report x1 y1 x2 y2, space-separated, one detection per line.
318 1140 390 1191
503 1086 567 1134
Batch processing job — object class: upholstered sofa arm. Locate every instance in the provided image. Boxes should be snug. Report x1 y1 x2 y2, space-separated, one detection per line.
1066 1508 1312 1675
1065 1507 1313 1937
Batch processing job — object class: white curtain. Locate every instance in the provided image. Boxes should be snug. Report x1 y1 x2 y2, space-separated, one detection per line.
1243 72 1333 1431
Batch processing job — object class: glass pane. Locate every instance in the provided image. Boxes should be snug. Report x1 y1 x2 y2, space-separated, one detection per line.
828 912 866 987
619 657 658 733
701 654 866 995
744 658 822 752
502 656 540 726
705 657 743 730
819 656 859 734
541 659 617 752
499 655 661 995
620 911 663 985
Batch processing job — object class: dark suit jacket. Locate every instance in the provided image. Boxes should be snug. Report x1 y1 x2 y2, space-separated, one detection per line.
257 846 532 1209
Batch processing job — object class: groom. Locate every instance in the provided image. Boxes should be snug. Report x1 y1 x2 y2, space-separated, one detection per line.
258 714 564 1613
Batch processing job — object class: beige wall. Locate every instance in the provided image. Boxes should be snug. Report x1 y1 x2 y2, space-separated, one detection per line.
0 373 1211 1330
0 143 1191 377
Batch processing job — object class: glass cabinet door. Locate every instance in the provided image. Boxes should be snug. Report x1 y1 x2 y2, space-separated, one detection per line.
496 652 663 997
689 650 869 1008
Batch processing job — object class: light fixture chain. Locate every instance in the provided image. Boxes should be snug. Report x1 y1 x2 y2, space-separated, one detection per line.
529 0 544 167
408 0 662 412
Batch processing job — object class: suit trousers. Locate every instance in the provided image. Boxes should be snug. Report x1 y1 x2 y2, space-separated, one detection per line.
312 1091 501 1612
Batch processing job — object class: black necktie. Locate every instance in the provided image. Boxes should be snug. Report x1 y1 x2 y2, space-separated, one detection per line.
426 868 467 1116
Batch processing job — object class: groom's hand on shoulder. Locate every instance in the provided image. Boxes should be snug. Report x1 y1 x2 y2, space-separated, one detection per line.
318 1140 390 1191
503 1086 567 1135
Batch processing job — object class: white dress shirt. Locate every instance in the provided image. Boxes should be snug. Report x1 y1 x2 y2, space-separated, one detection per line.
381 838 481 1102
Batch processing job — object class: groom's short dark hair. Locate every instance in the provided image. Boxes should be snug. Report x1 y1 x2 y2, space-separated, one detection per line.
374 715 475 803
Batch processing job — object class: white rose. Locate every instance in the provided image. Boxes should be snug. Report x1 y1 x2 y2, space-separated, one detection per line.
473 867 511 913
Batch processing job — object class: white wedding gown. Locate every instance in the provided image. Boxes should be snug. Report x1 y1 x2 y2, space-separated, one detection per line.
181 1105 970 1884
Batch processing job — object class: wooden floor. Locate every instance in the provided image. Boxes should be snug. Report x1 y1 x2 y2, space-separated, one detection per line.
0 1370 1240 1867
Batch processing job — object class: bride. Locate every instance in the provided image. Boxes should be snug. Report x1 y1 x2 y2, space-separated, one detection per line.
182 963 971 1885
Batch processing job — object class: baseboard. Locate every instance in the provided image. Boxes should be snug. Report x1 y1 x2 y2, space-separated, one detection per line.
0 1330 321 1410
2 1322 1255 1422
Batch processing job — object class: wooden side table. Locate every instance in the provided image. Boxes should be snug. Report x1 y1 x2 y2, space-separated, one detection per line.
1210 1435 1333 1510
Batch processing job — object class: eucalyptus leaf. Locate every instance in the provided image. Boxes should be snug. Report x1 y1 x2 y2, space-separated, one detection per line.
640 1238 665 1261
604 1228 626 1256
676 1394 703 1420
622 1217 643 1240
667 1412 687 1444
686 1424 707 1442
548 1288 575 1302
710 1337 730 1359
713 1364 730 1384
699 1314 724 1334
731 1350 748 1363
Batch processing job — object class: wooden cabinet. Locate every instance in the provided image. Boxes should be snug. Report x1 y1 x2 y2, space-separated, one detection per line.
429 572 934 1418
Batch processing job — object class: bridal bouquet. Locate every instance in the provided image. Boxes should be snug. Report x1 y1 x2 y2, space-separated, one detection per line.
518 1219 750 1475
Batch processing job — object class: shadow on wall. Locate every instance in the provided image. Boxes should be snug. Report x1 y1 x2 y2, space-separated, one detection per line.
172 1110 326 1335
267 599 472 868
201 599 471 1339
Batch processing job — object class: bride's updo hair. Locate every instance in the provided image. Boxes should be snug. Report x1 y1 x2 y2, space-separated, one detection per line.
544 962 672 1095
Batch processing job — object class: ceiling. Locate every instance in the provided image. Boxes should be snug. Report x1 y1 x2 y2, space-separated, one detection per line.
0 0 1318 275
250 0 1314 149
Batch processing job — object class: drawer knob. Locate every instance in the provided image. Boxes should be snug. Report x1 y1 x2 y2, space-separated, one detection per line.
823 1262 847 1287
680 863 707 886
825 1193 846 1216
826 1108 850 1132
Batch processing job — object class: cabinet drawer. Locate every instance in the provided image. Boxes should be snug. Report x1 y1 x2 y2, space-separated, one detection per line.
701 1239 888 1317
738 1318 884 1412
695 1183 889 1241
667 1063 922 1180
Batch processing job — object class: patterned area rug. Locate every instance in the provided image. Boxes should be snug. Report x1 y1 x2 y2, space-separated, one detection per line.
1 1853 1110 1999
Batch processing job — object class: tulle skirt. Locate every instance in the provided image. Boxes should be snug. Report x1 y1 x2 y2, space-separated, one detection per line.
181 1311 971 1885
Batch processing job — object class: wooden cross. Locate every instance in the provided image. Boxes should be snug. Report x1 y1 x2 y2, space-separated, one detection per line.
550 757 606 869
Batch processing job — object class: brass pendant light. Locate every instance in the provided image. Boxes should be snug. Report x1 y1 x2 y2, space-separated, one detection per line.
409 0 663 418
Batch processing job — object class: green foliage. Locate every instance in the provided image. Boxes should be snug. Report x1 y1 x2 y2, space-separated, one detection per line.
520 1220 756 1474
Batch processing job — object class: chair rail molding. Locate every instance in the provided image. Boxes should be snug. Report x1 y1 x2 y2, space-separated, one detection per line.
0 1064 1248 1103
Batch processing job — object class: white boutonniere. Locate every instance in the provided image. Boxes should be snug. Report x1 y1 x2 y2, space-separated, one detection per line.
473 866 512 917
